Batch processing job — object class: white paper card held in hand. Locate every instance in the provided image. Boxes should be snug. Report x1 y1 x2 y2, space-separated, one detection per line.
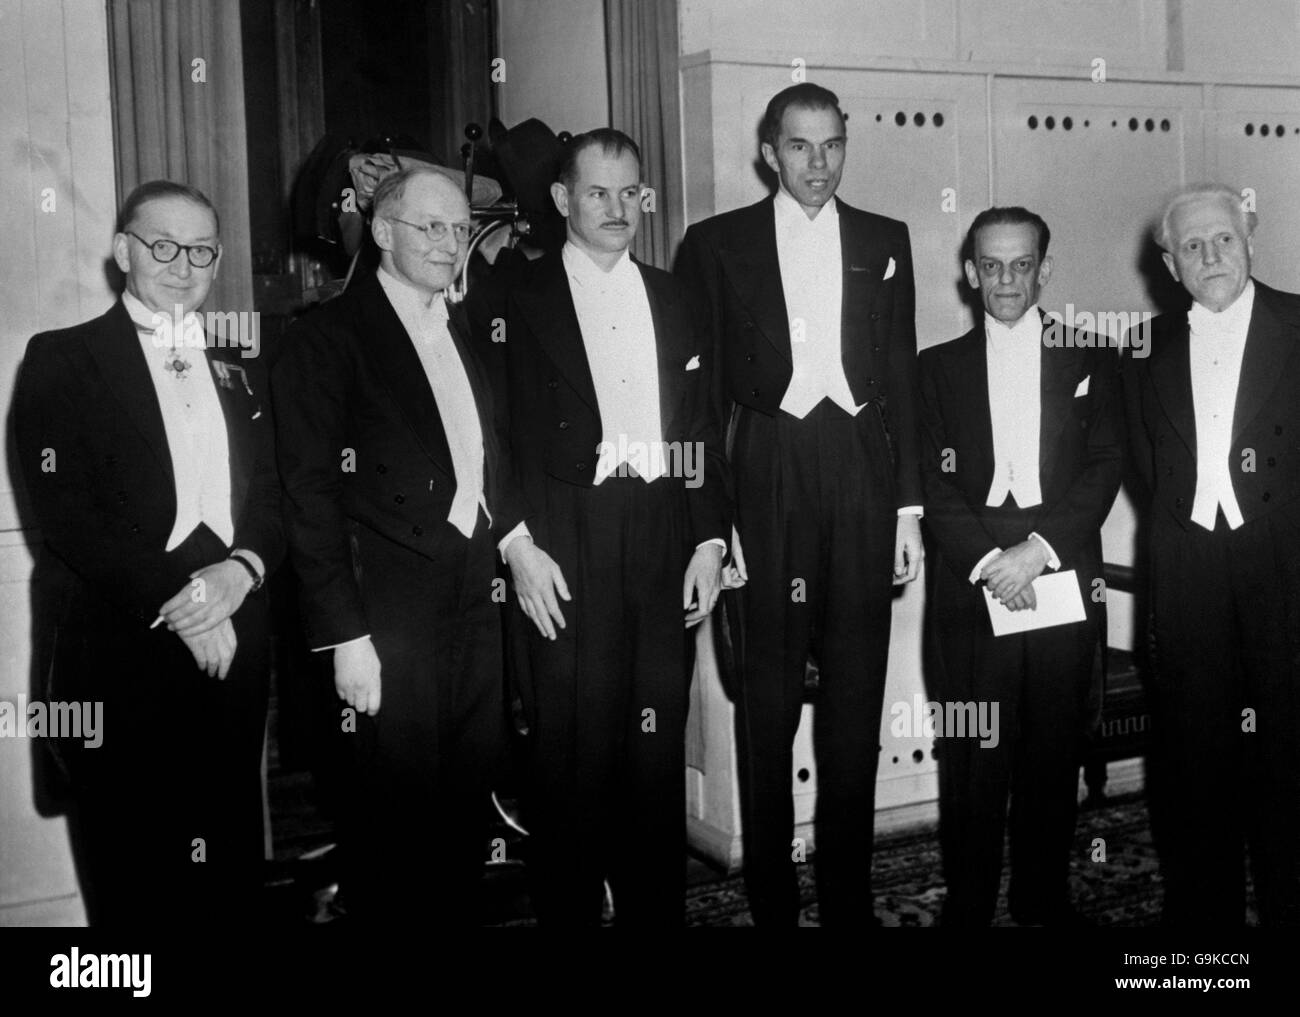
983 568 1087 636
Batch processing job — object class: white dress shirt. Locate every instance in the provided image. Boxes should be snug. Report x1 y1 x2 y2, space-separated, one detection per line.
774 190 861 419
124 290 233 552
561 242 665 485
1188 280 1254 531
986 308 1044 510
497 243 724 563
772 189 921 520
969 306 1059 584
378 268 488 538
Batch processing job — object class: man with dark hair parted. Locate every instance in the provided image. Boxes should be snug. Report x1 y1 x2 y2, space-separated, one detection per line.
676 83 924 925
919 206 1122 926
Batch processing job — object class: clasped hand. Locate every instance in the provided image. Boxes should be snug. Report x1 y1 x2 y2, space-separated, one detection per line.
159 560 254 678
981 539 1050 611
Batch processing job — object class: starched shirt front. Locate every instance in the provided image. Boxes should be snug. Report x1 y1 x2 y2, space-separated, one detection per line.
562 242 665 485
773 190 861 418
377 268 488 538
123 290 233 551
1188 280 1254 531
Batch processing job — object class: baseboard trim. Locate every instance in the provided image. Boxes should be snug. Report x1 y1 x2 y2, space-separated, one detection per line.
687 815 743 873
871 756 1148 837
0 892 85 927
688 757 1147 870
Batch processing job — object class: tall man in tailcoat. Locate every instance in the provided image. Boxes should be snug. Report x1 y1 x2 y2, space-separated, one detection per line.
676 84 924 925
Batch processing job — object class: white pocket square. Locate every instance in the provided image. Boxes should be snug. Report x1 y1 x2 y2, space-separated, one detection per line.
883 257 896 281
1074 375 1090 397
685 355 701 371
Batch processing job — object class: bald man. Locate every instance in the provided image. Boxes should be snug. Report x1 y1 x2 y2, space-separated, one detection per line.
274 166 524 924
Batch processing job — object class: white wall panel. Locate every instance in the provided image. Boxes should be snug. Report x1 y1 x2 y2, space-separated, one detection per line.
1182 1 1300 79
991 77 1206 320
681 0 958 63
959 0 1167 73
0 0 112 926
0 535 83 925
1208 86 1300 294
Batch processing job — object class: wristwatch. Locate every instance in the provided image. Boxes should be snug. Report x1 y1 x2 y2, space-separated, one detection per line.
228 551 264 592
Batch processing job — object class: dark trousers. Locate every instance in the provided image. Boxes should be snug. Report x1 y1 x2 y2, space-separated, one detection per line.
338 511 503 925
520 474 692 927
731 400 897 926
65 524 269 929
928 500 1100 926
1148 508 1300 927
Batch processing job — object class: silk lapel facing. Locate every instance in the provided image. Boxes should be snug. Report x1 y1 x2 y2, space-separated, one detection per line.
86 301 174 485
360 274 456 480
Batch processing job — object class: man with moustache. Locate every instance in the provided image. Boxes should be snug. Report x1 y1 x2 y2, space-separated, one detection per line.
1125 184 1300 926
491 129 728 925
274 165 523 924
15 180 282 925
675 83 923 925
919 207 1122 926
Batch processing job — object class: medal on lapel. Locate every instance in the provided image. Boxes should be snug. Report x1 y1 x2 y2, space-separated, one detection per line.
162 348 193 380
150 308 204 380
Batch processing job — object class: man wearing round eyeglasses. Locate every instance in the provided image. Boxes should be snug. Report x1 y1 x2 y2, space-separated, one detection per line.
274 165 525 924
14 180 283 927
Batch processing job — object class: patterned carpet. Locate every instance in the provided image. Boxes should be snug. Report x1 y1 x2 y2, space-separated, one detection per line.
683 793 1169 926
267 780 1262 926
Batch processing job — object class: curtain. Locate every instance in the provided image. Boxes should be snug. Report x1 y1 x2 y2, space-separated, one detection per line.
108 0 253 315
605 0 682 271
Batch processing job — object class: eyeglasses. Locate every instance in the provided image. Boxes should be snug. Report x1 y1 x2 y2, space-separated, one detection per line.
387 217 473 245
125 230 219 268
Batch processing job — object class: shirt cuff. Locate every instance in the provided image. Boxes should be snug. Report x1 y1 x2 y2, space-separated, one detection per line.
498 521 531 562
898 505 923 518
1028 532 1061 570
312 634 371 653
695 538 727 552
230 548 265 580
969 547 1002 586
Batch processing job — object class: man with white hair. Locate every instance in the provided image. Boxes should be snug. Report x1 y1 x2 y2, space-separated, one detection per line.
1125 183 1300 927
274 165 524 924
